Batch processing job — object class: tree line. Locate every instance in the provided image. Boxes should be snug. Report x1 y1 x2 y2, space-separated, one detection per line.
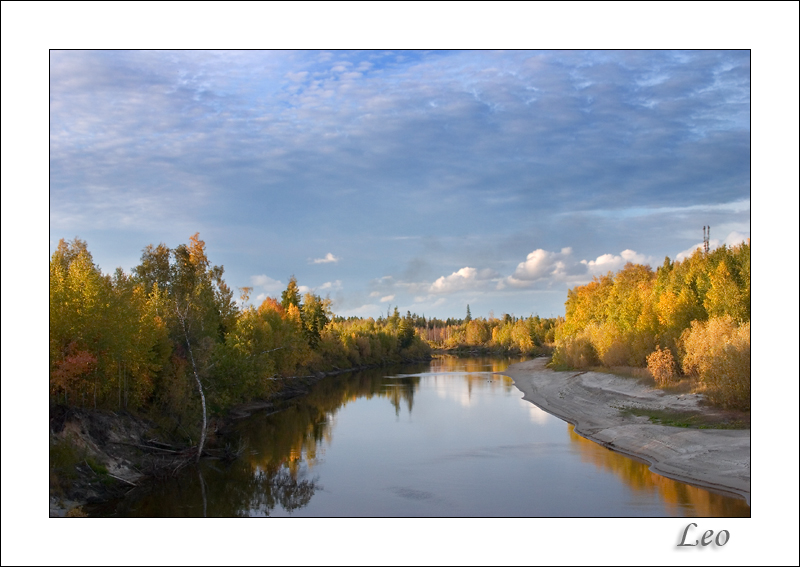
551 241 750 409
49 234 432 441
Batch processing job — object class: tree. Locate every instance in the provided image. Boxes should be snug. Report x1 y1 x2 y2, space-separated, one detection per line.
133 243 171 292
132 233 237 460
50 238 110 406
281 276 302 311
301 292 331 348
388 306 400 331
465 304 472 323
397 319 415 349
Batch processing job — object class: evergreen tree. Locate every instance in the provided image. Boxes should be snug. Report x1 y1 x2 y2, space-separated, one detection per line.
465 304 472 323
281 276 302 311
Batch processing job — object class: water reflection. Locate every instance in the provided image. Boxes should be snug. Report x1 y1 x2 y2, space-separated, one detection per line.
90 356 749 517
566 425 750 517
428 355 528 374
90 456 317 517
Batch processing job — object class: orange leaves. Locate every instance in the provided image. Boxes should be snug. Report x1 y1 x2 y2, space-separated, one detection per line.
50 344 97 398
646 346 677 386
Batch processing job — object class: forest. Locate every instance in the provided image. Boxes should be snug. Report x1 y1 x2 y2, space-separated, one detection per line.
551 240 750 410
50 233 750 446
49 234 557 435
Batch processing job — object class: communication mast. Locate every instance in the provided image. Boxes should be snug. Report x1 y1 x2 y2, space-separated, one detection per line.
703 226 710 254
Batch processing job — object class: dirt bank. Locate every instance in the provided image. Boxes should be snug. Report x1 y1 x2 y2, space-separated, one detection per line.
501 358 751 505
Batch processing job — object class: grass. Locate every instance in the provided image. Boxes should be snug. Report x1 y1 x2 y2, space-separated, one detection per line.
50 436 115 494
50 437 82 479
618 407 749 430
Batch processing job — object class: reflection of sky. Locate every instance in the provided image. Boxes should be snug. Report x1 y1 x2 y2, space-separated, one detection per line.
270 367 747 516
521 399 552 425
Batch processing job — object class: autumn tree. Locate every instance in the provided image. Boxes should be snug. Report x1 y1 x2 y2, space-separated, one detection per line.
281 276 302 311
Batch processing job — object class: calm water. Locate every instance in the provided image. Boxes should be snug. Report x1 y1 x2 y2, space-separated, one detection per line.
90 356 750 517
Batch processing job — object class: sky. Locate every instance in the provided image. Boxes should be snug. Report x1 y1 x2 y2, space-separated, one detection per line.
48 48 752 319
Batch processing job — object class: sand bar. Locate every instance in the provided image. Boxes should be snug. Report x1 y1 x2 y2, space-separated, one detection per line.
502 358 751 505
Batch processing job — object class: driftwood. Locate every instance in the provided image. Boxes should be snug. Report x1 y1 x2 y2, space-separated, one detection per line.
107 473 137 487
112 441 181 454
144 438 177 450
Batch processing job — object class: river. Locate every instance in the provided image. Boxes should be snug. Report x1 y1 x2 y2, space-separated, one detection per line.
88 356 750 517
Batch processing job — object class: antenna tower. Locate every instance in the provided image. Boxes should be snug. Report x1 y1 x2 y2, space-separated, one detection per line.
703 226 710 254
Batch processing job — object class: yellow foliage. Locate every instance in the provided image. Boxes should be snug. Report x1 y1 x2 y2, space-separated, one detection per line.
646 346 677 386
552 330 599 368
681 316 750 410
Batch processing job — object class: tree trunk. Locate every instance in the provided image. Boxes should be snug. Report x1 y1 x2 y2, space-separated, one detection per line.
177 306 207 463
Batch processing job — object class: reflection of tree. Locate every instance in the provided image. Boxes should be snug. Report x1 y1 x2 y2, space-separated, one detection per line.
91 359 524 516
237 368 422 477
243 468 316 516
384 376 417 416
566 425 749 516
90 457 317 517
429 355 527 375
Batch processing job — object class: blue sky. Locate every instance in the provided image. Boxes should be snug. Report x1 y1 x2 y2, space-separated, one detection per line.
49 49 752 319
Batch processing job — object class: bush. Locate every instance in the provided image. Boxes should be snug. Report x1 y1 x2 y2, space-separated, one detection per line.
681 316 750 410
552 332 599 369
646 346 677 386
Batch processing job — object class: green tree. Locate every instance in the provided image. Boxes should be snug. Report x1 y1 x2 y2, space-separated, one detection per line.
301 292 331 348
397 318 415 349
465 304 472 323
388 306 401 331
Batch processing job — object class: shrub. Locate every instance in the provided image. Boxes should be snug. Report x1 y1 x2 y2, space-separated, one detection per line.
552 332 599 369
681 316 750 410
584 322 628 367
646 346 677 386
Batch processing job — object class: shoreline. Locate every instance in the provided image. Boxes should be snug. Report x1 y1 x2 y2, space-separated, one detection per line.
501 358 750 506
50 355 434 517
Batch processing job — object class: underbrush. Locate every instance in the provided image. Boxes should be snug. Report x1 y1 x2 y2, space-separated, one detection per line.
681 317 750 411
552 315 750 411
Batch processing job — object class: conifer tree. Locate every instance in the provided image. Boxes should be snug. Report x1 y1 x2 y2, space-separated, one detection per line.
281 276 302 311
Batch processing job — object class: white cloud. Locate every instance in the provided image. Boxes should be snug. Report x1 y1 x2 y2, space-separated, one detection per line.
581 249 653 275
318 280 342 291
380 294 395 303
429 267 498 294
251 274 284 294
498 247 657 290
501 248 573 288
723 231 750 247
338 303 381 318
311 253 339 264
675 231 750 261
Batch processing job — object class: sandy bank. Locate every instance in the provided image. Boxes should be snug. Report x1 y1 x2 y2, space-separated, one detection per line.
502 358 750 505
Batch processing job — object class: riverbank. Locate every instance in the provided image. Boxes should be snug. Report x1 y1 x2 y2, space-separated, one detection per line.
502 358 751 505
49 356 434 516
